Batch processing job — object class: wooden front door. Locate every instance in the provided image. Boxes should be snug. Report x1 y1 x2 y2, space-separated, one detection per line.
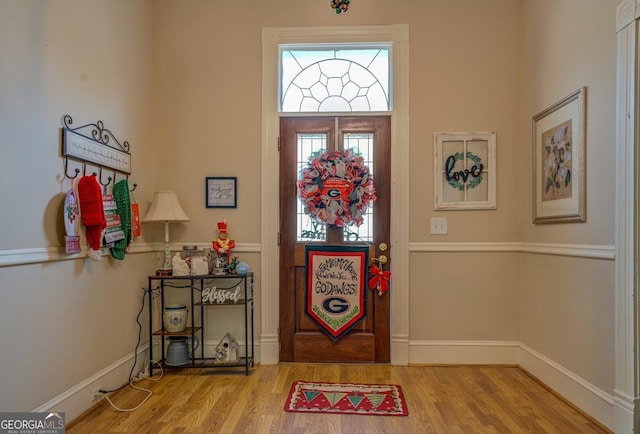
279 116 391 363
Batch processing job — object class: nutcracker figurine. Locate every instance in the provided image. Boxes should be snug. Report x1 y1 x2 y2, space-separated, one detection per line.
212 220 235 265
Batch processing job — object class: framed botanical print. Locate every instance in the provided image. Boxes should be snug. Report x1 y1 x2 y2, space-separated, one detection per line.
433 132 497 210
532 87 586 224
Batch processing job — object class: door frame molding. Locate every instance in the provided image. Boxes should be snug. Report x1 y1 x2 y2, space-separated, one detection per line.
614 2 639 431
261 25 410 364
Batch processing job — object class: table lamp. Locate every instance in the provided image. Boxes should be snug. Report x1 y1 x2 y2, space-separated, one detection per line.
142 191 190 275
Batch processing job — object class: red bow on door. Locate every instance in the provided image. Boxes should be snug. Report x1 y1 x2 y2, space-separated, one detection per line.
368 265 391 296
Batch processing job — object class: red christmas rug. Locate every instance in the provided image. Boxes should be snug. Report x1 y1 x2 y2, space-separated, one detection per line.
284 381 408 416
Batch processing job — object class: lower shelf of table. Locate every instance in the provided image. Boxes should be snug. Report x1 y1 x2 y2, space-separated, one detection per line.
152 326 201 336
158 357 254 373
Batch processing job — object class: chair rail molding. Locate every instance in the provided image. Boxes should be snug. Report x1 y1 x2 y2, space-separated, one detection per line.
0 242 260 268
409 241 614 260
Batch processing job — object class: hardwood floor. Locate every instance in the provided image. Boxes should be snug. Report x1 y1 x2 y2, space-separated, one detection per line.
68 364 610 433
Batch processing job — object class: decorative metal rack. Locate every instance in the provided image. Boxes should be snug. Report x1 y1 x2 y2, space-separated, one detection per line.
60 114 137 191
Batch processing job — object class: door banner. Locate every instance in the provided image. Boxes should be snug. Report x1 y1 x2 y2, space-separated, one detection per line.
305 244 369 341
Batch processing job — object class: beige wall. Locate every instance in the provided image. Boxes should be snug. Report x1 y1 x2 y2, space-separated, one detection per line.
153 0 525 347
0 0 619 427
0 0 156 420
519 0 617 395
0 0 156 249
408 1 522 243
151 0 523 244
521 0 617 244
410 252 520 341
404 1 523 347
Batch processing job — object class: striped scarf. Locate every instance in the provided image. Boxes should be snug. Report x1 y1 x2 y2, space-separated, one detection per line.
111 179 131 260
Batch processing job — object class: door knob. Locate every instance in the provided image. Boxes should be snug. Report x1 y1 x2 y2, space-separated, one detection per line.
371 254 388 265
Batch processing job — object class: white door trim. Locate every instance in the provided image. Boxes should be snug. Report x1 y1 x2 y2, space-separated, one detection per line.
261 25 410 364
614 1 638 432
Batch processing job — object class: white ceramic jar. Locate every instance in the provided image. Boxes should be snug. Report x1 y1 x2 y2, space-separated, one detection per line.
164 304 188 333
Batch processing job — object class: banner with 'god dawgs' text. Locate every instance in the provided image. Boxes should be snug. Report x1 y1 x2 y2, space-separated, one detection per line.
305 244 369 341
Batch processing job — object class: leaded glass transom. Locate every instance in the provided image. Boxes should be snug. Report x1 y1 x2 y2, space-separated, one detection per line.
281 45 390 112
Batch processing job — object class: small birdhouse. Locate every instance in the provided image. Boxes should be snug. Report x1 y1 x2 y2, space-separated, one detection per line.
215 332 239 363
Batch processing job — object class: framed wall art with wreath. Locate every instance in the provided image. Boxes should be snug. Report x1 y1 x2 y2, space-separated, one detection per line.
433 132 497 210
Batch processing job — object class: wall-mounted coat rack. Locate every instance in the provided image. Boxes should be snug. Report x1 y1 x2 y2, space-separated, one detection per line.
60 114 137 191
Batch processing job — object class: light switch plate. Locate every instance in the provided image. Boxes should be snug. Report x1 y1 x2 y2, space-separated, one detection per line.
430 217 448 235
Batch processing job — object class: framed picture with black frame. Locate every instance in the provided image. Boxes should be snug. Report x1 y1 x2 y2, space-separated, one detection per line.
206 177 237 208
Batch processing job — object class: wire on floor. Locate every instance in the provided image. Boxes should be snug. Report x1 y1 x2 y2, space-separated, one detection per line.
99 287 164 412
102 361 163 412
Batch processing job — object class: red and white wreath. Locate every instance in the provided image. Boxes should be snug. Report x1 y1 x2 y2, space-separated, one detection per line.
297 149 376 227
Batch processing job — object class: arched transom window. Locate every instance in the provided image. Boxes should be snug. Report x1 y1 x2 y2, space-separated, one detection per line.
279 44 391 112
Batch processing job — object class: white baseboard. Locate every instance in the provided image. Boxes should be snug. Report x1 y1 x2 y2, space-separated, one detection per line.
34 345 148 423
391 334 410 365
519 344 613 431
613 388 635 433
36 339 262 424
409 340 521 365
259 334 279 365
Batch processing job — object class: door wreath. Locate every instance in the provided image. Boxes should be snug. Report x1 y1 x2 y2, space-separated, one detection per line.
297 149 376 227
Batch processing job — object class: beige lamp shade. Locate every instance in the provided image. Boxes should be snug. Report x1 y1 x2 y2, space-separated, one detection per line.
143 191 190 222
142 191 190 272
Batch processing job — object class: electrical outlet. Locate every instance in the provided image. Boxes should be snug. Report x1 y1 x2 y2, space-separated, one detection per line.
91 386 104 400
430 217 448 235
133 369 149 382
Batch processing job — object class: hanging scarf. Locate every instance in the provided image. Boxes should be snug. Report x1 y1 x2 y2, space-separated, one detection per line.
78 175 106 260
111 179 131 260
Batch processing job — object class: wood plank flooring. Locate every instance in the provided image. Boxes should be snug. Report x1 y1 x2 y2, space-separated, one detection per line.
68 364 610 433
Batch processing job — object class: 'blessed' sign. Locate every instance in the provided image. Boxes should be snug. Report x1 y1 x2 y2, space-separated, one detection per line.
202 285 242 304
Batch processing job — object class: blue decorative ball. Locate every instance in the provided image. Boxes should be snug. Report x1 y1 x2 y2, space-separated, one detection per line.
236 262 250 274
